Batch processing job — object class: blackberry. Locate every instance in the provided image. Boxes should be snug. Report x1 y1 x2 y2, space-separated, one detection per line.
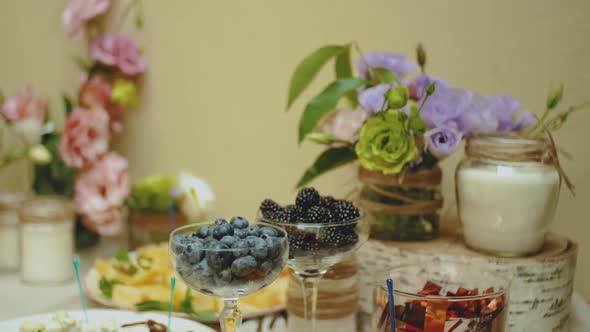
321 228 358 248
295 187 320 209
285 204 304 223
304 206 333 223
319 196 337 209
332 200 360 221
260 199 285 220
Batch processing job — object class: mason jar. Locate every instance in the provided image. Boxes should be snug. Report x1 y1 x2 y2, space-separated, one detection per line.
456 135 561 257
0 191 28 271
19 196 75 283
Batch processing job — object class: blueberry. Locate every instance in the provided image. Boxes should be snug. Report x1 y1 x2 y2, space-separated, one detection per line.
213 224 234 240
260 260 272 274
206 243 233 270
265 237 281 259
247 237 268 260
230 216 249 229
246 225 260 237
215 218 228 226
231 240 250 258
231 255 257 278
220 235 238 247
260 227 279 237
173 234 189 254
233 228 248 239
197 226 212 238
193 259 214 279
176 255 192 277
203 237 218 247
214 269 233 285
184 242 204 264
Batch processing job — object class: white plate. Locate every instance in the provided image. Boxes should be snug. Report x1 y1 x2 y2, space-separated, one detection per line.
0 309 215 331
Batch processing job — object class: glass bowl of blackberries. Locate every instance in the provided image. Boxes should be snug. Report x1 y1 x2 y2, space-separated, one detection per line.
169 216 288 331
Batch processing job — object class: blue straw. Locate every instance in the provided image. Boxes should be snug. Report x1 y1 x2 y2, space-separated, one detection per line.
387 278 396 332
72 256 88 322
167 276 176 332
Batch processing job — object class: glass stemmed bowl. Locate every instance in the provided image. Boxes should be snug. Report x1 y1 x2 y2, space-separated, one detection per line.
169 220 288 332
257 211 369 332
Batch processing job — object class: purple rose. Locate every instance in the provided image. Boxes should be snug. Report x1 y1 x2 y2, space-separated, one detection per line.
425 126 463 159
455 90 500 134
357 53 417 80
419 84 465 128
514 111 536 130
409 75 449 100
486 94 520 131
358 83 393 115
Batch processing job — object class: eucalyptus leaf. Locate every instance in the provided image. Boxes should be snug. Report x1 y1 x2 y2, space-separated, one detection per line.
298 78 365 142
287 45 346 109
296 147 357 188
371 67 400 84
334 45 358 107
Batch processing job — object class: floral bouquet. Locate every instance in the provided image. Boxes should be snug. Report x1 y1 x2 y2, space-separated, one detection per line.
0 0 146 241
285 42 578 240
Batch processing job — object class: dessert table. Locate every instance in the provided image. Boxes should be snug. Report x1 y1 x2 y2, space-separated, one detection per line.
0 237 588 332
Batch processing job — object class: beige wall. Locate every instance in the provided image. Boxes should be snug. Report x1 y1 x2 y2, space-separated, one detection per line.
0 0 588 300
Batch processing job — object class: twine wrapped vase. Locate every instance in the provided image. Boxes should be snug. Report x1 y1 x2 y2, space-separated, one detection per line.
287 257 359 332
357 166 443 241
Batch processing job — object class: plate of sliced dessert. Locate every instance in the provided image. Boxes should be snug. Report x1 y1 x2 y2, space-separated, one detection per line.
0 309 214 331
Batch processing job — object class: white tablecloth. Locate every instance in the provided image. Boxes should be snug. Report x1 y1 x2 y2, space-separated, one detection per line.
0 239 588 331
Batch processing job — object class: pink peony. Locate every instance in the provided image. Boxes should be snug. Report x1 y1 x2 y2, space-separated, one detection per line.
75 152 130 236
79 76 111 108
1 85 46 123
90 34 147 76
320 108 367 143
59 107 110 168
62 0 111 37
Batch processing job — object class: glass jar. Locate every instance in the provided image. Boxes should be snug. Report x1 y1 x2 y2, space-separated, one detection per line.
456 135 561 257
19 196 75 284
373 261 509 332
0 191 28 271
358 167 443 241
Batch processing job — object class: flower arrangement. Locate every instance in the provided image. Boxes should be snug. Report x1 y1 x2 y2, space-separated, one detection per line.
287 43 541 187
0 0 146 236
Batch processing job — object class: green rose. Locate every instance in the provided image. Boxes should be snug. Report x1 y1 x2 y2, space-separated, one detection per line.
355 109 419 174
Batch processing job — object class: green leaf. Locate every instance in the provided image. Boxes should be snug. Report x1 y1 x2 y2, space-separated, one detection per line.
63 94 74 115
72 55 91 71
334 45 358 107
136 300 169 311
298 78 365 142
287 45 346 109
33 134 75 196
305 132 338 145
99 277 120 299
372 67 399 84
296 147 357 188
114 246 130 262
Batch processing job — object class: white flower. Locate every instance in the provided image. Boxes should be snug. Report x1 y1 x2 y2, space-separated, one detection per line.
176 171 215 221
28 144 52 165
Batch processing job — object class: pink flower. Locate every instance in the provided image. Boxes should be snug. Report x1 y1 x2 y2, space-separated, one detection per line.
59 108 110 168
320 108 367 143
1 85 46 123
62 0 111 37
75 152 130 236
90 34 147 76
79 76 111 108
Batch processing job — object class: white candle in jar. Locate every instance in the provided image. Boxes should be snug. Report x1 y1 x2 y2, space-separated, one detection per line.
457 164 560 256
19 197 74 283
0 192 28 271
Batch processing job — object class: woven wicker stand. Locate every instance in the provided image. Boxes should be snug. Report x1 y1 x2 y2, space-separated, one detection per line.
357 222 578 332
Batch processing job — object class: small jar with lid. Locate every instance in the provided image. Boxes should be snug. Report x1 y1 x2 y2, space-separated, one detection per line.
19 196 75 283
0 191 28 271
455 134 561 257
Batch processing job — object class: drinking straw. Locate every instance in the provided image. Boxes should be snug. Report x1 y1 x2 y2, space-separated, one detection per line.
72 256 88 322
168 276 176 332
387 278 396 332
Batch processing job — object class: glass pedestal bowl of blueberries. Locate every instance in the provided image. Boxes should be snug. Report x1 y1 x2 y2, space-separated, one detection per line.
169 216 288 332
256 187 369 332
